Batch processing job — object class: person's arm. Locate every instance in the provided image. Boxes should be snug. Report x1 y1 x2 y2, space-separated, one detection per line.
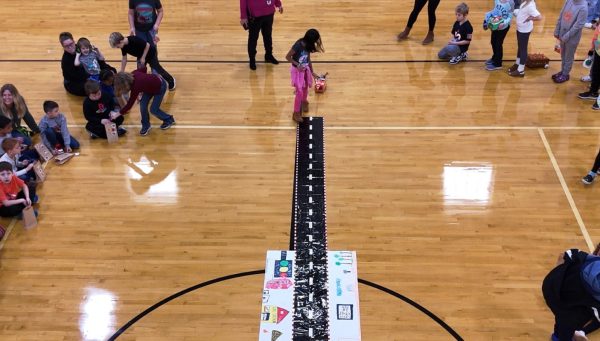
120 54 128 72
15 163 33 177
74 52 82 66
21 182 31 206
59 115 72 152
22 105 40 134
83 100 102 125
2 197 27 207
129 8 136 36
38 118 52 150
140 42 150 65
285 48 299 67
95 48 105 61
154 7 164 32
275 0 283 13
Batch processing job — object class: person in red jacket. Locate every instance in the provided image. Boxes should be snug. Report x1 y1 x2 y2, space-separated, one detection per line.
240 0 283 70
113 67 175 136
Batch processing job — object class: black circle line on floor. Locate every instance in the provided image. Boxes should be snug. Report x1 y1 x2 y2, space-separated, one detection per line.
107 269 464 341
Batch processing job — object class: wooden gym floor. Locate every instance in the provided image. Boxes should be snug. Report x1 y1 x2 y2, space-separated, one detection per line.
2 0 600 340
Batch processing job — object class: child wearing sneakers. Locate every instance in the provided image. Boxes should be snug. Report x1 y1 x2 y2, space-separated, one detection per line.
507 0 542 77
553 0 588 83
437 3 472 65
0 161 36 218
483 0 514 71
581 149 600 184
578 23 600 106
83 80 127 139
113 67 175 136
39 101 80 154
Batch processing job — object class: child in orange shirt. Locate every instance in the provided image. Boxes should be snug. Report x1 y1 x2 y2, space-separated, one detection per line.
0 161 37 217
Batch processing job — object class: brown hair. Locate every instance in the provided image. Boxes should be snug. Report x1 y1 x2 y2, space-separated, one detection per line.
113 72 134 96
1 138 19 153
85 80 101 95
456 2 469 15
109 32 125 48
59 32 74 45
0 84 28 119
0 161 12 173
77 37 92 50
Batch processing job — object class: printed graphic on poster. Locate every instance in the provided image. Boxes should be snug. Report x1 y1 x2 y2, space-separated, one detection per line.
328 251 361 340
259 251 295 341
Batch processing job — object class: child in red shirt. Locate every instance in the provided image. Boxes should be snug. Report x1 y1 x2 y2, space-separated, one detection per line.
0 161 37 217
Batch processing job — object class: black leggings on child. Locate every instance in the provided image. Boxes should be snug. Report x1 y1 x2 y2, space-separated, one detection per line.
591 149 600 173
491 27 510 67
406 0 441 31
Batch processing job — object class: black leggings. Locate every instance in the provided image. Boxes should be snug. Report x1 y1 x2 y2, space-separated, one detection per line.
406 0 441 31
491 27 510 67
591 149 600 173
247 13 274 59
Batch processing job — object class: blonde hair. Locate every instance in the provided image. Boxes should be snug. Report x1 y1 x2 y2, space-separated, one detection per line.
455 2 469 15
113 72 134 96
0 84 27 119
109 32 125 48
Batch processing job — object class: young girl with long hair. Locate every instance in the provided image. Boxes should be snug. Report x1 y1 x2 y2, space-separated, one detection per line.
285 29 324 123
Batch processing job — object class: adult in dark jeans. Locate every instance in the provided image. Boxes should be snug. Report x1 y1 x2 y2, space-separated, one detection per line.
240 0 283 70
397 0 441 45
59 32 116 96
578 44 600 109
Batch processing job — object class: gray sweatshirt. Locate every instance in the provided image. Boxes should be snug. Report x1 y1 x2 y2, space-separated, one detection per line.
38 113 71 149
554 0 588 43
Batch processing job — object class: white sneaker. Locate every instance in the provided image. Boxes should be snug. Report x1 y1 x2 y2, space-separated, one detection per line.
573 330 588 341
581 75 592 82
585 22 594 29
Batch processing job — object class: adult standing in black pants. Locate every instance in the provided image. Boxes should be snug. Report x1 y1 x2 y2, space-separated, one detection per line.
240 0 284 70
397 0 441 45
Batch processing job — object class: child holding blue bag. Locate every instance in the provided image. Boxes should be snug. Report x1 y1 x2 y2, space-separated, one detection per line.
483 0 515 71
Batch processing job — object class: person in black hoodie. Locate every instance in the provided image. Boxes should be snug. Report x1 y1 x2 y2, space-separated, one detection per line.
543 244 600 341
82 81 126 139
60 32 116 96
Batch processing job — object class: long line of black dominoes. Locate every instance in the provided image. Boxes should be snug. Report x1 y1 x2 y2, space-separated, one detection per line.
291 117 330 340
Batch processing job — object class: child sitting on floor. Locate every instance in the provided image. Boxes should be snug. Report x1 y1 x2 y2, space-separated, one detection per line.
38 101 80 154
0 161 37 218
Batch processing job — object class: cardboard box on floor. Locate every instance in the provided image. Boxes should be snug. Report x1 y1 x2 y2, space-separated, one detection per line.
22 206 37 230
105 122 118 143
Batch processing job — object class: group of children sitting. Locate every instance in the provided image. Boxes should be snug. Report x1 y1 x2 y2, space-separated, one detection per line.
0 100 79 220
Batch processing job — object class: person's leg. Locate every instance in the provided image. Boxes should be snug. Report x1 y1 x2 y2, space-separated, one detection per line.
12 130 32 147
68 135 80 149
135 29 156 47
247 18 261 69
438 45 454 59
562 39 580 76
147 56 175 90
139 93 152 134
261 14 276 60
43 127 59 148
590 52 600 92
149 79 173 123
516 31 530 73
493 27 509 67
588 0 598 22
63 80 86 97
426 0 440 31
0 202 25 217
582 149 600 184
407 0 428 28
490 31 499 64
294 86 303 114
86 123 108 138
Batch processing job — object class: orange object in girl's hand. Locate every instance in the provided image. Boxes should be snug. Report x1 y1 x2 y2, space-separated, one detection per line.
315 73 328 93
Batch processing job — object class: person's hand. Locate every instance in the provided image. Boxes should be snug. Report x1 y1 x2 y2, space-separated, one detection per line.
26 163 34 171
296 64 305 71
66 146 72 153
137 93 142 102
153 34 160 44
101 119 111 125
21 159 30 166
554 34 559 39
130 28 136 36
240 18 248 28
277 6 283 14
139 58 145 66
24 197 31 207
109 111 120 120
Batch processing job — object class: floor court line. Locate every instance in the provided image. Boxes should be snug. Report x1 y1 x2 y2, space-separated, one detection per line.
0 219 19 252
68 124 600 130
538 128 595 252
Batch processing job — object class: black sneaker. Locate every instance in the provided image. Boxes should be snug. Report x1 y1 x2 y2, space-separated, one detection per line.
265 54 280 65
593 102 600 110
139 126 152 136
168 78 176 91
582 174 596 185
160 117 175 130
249 59 257 70
578 91 599 100
117 127 127 136
89 132 99 139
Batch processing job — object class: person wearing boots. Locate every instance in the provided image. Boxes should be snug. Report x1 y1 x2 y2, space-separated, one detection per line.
397 0 441 45
240 0 284 70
